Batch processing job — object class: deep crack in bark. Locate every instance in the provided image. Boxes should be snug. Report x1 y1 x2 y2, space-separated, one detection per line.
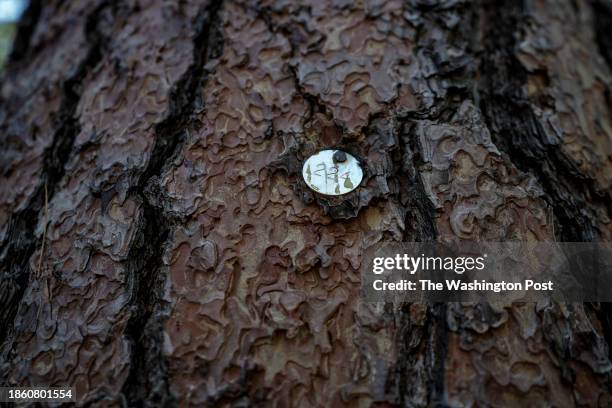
479 0 610 243
394 117 447 407
478 0 612 382
0 1 114 368
391 0 481 403
120 1 225 405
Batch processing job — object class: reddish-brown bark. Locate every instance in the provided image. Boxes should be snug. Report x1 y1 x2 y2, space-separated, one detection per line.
1 0 611 406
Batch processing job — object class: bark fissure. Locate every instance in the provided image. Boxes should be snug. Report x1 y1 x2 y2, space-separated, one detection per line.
479 0 610 243
398 120 438 244
120 1 225 405
392 1 482 403
0 1 114 357
479 0 612 379
394 118 448 407
396 303 448 407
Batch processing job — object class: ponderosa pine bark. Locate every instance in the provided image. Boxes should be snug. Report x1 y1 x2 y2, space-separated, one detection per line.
1 0 611 406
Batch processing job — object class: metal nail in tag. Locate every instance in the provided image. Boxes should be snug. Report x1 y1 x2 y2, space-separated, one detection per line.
302 149 363 196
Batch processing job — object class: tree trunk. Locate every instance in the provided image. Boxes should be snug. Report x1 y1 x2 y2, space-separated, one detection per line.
1 0 611 406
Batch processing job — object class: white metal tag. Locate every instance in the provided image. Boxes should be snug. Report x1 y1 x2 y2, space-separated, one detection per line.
302 150 363 196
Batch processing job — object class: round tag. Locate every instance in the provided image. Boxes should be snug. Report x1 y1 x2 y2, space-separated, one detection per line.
302 150 363 196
